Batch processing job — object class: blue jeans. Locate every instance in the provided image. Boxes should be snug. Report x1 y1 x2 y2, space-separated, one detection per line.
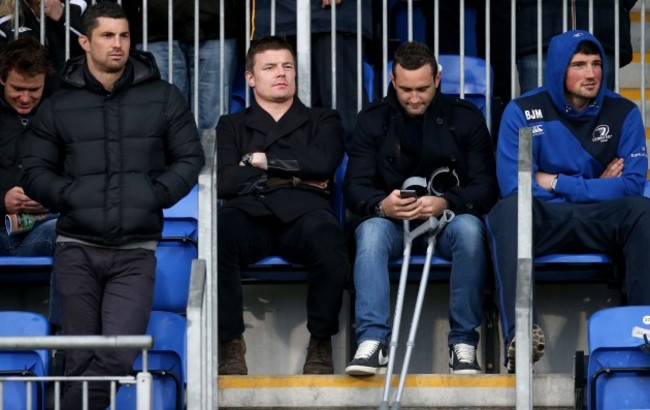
0 218 57 256
143 38 237 130
517 52 616 94
353 214 488 347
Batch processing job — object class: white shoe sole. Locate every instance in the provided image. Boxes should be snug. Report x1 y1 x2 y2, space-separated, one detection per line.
345 365 387 377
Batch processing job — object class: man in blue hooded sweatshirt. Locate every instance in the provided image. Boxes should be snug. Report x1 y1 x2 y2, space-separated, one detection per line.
487 30 650 373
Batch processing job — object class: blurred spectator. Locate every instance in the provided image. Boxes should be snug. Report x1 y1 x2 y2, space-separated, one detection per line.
516 0 638 93
118 0 244 131
0 0 87 72
420 0 513 127
252 0 373 147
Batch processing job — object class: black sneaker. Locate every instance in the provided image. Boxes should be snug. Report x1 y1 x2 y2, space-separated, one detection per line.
506 324 545 373
345 340 388 376
449 343 482 374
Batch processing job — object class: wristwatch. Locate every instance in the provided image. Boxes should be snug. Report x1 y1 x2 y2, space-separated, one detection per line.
550 175 558 191
241 153 254 166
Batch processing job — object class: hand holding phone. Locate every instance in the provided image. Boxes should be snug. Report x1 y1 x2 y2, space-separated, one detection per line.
399 189 417 198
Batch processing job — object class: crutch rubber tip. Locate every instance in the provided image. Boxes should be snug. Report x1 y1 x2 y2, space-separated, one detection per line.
390 402 402 410
377 401 389 410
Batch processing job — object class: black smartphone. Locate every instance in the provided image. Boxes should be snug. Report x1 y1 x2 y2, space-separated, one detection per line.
399 189 417 198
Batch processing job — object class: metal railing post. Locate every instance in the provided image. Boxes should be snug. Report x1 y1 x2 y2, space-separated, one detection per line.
515 127 534 410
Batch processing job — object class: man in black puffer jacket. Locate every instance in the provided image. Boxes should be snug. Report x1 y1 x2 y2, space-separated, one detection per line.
20 3 204 409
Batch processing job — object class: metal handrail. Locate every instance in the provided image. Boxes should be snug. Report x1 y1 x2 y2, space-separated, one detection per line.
515 127 534 410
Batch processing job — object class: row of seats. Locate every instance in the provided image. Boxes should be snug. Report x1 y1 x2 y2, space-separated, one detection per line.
244 154 648 371
0 186 198 409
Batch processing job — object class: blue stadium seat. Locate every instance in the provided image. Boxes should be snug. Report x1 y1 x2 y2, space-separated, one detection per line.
0 311 50 410
586 306 650 410
438 54 492 116
114 311 186 410
154 186 199 312
0 256 53 284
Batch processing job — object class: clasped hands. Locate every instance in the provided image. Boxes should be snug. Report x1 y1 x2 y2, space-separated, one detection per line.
379 189 449 220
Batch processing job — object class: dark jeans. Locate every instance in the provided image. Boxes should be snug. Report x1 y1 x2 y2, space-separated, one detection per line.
218 207 349 342
486 194 650 355
55 243 156 410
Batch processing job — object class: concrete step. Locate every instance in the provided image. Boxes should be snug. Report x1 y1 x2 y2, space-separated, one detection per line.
217 374 575 408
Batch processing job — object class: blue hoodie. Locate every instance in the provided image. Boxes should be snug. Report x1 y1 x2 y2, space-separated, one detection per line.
496 30 647 203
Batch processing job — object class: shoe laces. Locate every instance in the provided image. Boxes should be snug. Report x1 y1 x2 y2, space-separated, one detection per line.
354 340 380 360
308 340 330 361
453 343 476 364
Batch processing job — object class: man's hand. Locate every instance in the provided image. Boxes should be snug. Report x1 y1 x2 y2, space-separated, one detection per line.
535 171 557 191
239 152 268 170
380 190 421 220
600 158 624 178
42 0 65 21
322 0 342 7
4 186 49 214
416 195 449 219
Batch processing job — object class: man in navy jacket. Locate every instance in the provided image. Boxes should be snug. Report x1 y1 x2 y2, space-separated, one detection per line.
487 30 650 373
344 42 497 376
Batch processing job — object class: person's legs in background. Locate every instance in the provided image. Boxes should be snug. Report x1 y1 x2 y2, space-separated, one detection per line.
187 38 238 130
142 40 190 99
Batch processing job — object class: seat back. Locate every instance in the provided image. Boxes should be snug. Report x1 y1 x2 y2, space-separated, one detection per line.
0 311 50 410
115 311 186 410
154 187 199 312
438 54 491 116
587 306 650 410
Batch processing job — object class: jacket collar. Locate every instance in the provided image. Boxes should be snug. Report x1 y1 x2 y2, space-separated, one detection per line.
245 97 311 150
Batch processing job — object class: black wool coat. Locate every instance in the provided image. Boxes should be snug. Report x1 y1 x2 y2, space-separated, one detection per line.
217 98 344 223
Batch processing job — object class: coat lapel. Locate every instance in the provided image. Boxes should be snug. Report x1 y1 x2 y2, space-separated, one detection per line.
245 99 311 151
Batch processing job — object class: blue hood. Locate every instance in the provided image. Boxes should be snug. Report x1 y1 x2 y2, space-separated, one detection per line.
545 30 607 118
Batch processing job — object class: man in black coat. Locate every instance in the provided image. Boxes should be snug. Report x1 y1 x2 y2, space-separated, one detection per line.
252 0 373 146
0 37 56 256
217 35 348 375
344 42 498 376
20 3 204 409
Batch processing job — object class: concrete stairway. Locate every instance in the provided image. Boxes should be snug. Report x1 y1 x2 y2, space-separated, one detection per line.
217 374 574 409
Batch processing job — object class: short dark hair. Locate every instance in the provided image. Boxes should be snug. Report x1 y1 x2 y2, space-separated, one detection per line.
0 36 53 82
82 2 128 38
575 40 601 56
392 42 438 78
245 36 295 72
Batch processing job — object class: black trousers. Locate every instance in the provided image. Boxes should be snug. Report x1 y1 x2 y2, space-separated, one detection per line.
486 194 650 351
55 243 156 410
218 207 349 342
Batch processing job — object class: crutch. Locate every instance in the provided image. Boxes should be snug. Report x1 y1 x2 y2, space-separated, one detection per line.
378 208 454 410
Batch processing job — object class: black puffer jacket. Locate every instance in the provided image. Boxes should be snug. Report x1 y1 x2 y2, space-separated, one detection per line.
21 51 204 246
